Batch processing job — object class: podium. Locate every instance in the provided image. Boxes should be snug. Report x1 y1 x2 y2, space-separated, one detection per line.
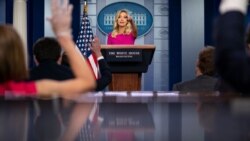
101 45 155 91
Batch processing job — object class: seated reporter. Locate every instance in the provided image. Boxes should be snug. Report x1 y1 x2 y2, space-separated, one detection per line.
173 46 218 92
30 37 74 81
215 0 250 93
0 0 95 97
62 37 112 91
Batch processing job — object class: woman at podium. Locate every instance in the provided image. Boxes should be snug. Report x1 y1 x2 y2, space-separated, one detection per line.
107 9 138 45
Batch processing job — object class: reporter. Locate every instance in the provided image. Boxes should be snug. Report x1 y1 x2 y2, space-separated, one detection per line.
61 36 112 91
0 0 96 97
215 0 249 93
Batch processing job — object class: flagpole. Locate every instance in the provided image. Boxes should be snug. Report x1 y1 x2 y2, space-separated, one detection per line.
83 0 87 36
84 0 87 15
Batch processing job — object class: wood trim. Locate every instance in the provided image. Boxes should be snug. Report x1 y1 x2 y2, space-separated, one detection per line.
109 73 142 91
101 44 155 49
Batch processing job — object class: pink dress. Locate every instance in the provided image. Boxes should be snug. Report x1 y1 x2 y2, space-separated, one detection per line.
107 32 135 45
0 81 37 96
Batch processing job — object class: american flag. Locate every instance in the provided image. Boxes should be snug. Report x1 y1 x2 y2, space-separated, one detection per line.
76 10 99 79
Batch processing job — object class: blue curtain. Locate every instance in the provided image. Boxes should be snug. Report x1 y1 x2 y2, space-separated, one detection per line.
169 0 182 90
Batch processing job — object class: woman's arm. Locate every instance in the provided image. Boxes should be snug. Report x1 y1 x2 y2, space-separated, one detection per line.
36 0 95 97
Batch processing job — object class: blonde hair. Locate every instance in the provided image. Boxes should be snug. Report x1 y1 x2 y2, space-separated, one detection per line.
0 25 28 82
111 10 133 38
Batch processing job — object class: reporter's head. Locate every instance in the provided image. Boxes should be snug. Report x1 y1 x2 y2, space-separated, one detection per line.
0 25 28 83
33 37 62 64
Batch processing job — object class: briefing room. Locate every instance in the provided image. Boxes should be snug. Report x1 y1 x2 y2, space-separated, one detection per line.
0 0 250 141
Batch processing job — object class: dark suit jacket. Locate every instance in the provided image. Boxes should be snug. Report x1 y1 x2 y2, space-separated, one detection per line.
95 59 112 91
173 75 218 92
215 11 250 93
29 60 74 81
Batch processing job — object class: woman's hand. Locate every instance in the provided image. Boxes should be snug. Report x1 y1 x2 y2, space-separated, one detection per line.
127 15 133 22
47 0 73 37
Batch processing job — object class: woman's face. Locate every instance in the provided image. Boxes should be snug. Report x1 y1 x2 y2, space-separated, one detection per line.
117 12 128 27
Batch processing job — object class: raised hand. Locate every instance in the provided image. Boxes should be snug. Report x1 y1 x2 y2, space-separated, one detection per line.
90 36 102 57
219 0 248 14
127 15 133 22
48 0 73 37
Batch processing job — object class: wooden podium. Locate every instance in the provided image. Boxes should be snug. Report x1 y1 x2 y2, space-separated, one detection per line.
101 45 155 91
